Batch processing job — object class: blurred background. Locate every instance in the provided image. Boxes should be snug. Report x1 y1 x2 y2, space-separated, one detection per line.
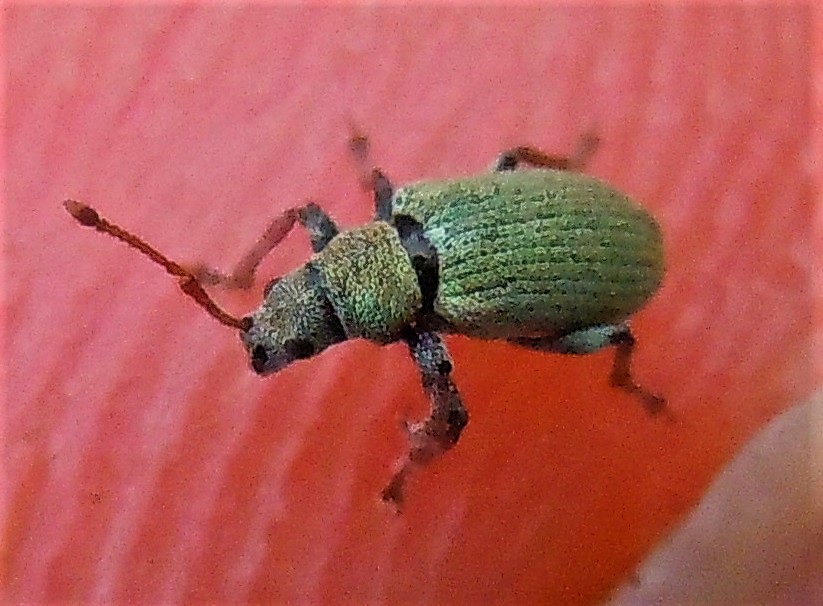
5 5 815 604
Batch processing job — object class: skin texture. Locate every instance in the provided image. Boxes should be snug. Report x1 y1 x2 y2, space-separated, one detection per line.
5 5 814 605
608 391 823 604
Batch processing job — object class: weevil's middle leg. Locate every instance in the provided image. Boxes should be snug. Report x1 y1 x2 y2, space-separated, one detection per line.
494 132 600 172
382 330 469 509
190 202 339 290
349 131 395 221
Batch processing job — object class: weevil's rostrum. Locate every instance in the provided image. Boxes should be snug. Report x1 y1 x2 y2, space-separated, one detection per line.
65 136 666 509
241 265 347 375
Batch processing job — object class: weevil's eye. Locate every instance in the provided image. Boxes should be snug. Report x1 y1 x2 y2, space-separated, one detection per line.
263 276 282 297
251 344 269 373
240 316 254 332
283 338 316 360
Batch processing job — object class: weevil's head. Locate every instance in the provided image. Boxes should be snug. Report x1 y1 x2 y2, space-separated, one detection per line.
240 265 347 375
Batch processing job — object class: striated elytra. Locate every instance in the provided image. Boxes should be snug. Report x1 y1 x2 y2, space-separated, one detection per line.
65 135 665 508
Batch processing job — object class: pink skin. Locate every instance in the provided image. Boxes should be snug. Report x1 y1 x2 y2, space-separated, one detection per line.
6 5 814 604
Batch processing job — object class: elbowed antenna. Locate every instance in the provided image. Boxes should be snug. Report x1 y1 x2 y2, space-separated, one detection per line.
63 199 251 332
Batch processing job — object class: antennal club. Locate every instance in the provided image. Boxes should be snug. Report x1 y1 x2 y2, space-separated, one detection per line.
63 199 251 332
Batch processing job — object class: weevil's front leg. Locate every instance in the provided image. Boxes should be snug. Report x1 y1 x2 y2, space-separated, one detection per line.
512 323 668 418
190 202 339 289
382 330 469 508
349 132 395 221
298 203 340 252
494 132 600 172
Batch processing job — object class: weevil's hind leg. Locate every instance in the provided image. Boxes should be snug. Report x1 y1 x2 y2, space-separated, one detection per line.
608 325 670 418
190 202 339 290
349 130 395 221
511 323 669 418
382 330 469 510
494 132 600 172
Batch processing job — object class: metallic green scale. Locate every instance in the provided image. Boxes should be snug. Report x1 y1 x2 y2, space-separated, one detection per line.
392 169 664 339
315 221 421 343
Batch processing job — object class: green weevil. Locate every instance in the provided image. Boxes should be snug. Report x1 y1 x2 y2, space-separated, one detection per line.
64 134 665 507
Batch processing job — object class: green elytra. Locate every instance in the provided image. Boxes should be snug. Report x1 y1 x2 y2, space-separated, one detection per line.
64 137 666 509
392 170 664 339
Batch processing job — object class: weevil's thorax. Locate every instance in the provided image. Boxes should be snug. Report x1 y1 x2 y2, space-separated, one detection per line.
312 221 422 343
241 265 346 375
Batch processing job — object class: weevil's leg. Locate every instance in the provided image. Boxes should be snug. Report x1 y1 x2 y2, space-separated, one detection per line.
608 325 669 418
190 202 339 289
382 330 469 509
349 131 395 221
511 323 668 418
494 132 600 172
370 169 395 222
298 203 339 253
513 324 619 356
